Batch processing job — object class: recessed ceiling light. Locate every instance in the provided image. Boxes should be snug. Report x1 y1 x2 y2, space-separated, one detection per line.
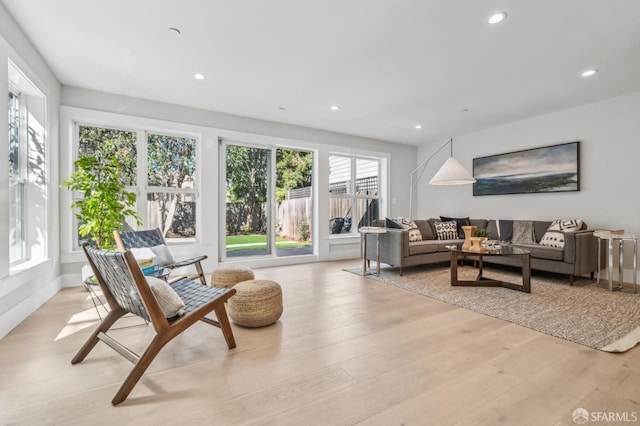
330 105 340 111
488 12 507 24
414 124 422 129
581 69 598 77
194 73 206 80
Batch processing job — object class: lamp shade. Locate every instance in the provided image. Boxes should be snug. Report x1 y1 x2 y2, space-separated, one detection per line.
429 157 476 185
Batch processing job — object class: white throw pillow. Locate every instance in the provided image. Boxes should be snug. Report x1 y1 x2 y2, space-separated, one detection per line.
397 217 423 242
130 247 157 263
539 231 565 248
548 219 583 232
539 219 583 248
146 276 185 318
149 244 175 266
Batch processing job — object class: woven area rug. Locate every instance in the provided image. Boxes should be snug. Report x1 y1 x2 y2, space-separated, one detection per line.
346 264 640 352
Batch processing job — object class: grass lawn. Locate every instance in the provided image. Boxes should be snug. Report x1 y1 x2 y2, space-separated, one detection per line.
226 234 311 252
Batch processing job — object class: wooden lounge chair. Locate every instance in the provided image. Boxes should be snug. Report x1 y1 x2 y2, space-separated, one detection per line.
72 244 236 405
114 228 208 285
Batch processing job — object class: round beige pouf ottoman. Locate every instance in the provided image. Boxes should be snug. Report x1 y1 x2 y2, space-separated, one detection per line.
228 280 283 327
210 266 255 289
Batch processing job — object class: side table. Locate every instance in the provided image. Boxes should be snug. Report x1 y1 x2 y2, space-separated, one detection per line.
594 231 638 293
359 227 387 276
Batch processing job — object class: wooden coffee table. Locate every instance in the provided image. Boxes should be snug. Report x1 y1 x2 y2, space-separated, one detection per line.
450 246 531 293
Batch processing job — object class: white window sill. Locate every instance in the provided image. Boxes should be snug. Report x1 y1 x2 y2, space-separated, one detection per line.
10 258 50 276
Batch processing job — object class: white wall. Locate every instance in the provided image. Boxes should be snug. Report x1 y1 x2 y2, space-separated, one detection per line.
416 91 640 280
0 4 61 339
416 90 640 231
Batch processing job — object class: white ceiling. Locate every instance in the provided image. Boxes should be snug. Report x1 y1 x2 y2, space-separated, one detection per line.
3 0 640 146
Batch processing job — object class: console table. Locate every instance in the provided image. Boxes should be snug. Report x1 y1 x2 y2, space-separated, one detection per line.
359 226 387 276
594 231 638 293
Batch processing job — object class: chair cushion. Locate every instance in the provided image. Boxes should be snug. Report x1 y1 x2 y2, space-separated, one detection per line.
149 244 175 266
129 247 156 263
146 276 185 319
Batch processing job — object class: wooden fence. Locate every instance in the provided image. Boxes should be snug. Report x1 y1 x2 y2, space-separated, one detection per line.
277 197 312 241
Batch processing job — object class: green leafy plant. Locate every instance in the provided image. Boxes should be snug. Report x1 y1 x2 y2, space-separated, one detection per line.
474 228 489 238
297 216 310 241
62 154 141 250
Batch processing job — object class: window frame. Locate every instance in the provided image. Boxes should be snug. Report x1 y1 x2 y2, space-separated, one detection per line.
144 131 199 244
328 154 382 236
68 122 202 250
7 66 47 270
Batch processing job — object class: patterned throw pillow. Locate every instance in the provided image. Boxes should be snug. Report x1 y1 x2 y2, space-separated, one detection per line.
540 219 583 248
548 219 583 232
434 220 458 240
439 216 470 238
397 217 423 242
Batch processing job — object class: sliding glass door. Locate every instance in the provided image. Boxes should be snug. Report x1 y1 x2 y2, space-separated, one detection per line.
222 142 313 260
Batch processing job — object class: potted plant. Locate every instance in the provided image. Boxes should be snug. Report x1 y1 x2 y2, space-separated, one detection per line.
469 228 489 251
62 154 141 250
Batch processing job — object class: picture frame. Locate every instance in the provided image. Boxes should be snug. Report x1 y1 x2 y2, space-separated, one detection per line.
473 141 580 196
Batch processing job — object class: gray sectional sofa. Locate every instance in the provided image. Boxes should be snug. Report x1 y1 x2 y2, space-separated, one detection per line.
363 218 603 285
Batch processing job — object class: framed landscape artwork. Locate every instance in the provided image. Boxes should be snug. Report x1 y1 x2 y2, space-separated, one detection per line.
473 141 580 196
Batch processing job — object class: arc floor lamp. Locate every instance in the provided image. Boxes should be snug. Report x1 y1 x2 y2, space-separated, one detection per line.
409 138 476 217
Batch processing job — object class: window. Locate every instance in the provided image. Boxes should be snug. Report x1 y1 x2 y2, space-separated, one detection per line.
222 142 314 259
8 61 47 267
72 126 199 247
8 90 24 263
329 155 380 235
146 133 197 240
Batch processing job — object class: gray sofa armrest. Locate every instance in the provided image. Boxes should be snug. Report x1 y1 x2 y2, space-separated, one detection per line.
365 228 408 266
564 230 598 274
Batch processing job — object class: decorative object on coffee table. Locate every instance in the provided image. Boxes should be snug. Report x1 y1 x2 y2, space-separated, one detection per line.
211 265 255 288
468 228 489 252
461 225 477 250
228 279 283 327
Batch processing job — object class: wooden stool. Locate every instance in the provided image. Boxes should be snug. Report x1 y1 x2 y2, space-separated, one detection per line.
228 280 283 327
210 266 254 288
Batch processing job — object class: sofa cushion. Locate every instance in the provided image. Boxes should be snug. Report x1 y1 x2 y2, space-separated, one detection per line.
470 219 488 230
414 220 435 240
408 240 439 255
486 220 499 240
510 243 564 261
434 221 458 240
534 221 553 243
497 219 513 241
385 217 404 229
440 216 470 238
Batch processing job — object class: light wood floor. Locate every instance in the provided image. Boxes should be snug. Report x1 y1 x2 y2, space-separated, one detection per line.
1 259 639 425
